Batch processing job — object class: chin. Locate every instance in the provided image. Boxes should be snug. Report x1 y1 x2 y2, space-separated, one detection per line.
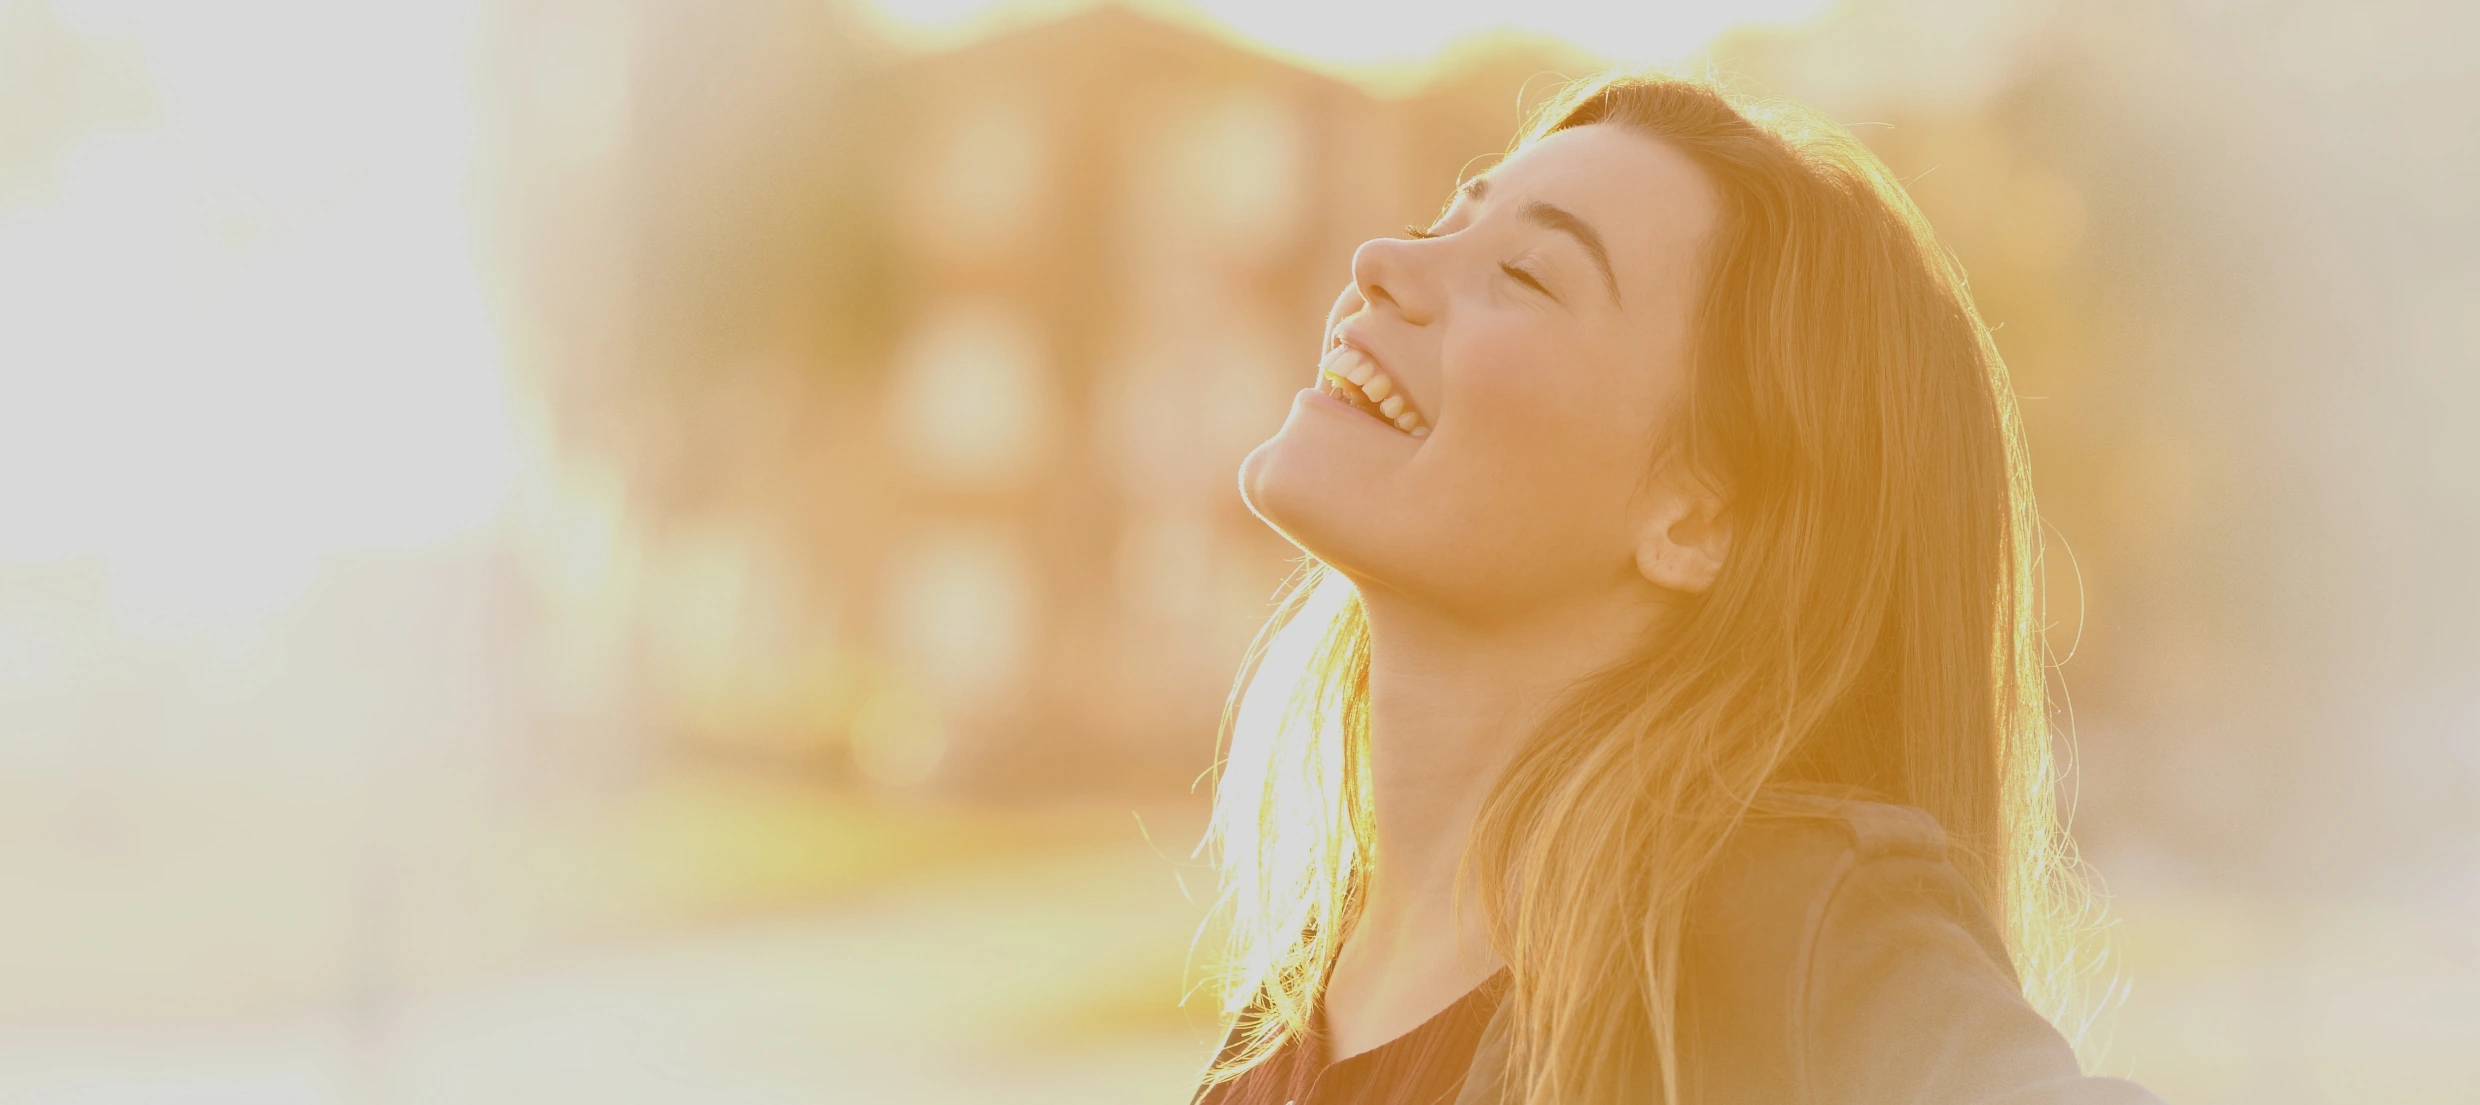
1240 388 1418 569
1237 419 1324 549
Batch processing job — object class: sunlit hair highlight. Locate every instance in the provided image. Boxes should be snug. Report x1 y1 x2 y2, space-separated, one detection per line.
1198 71 2096 1102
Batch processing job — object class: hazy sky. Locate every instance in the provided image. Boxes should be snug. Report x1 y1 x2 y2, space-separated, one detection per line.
860 0 1838 75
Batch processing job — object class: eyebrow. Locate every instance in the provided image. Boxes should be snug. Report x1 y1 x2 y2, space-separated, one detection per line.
1453 177 1622 306
1521 201 1621 305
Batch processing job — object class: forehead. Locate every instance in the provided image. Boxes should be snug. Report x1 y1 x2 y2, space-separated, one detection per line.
1481 123 1719 301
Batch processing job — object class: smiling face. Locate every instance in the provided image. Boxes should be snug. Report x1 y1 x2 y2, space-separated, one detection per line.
1239 123 1724 628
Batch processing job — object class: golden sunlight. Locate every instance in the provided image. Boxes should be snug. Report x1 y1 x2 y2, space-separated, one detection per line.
861 0 1838 72
0 0 519 634
4 0 2473 1102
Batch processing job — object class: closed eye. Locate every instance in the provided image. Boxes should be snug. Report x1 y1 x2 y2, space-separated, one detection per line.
1405 222 1553 299
1502 261 1553 298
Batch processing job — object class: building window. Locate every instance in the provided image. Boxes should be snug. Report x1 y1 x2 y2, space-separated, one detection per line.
1120 86 1306 272
908 98 1047 262
885 300 1054 490
882 524 1032 705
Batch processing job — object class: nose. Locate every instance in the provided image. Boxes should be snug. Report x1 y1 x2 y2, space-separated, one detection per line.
1349 234 1436 327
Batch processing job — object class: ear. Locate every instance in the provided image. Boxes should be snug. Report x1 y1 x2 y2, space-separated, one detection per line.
1633 478 1732 595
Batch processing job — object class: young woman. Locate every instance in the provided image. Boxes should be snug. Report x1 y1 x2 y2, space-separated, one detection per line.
1191 74 2165 1104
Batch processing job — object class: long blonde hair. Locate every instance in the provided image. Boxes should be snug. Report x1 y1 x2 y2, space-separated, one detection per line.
1200 72 2092 1103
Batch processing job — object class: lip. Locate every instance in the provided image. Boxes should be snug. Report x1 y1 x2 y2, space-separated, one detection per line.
1328 330 1381 374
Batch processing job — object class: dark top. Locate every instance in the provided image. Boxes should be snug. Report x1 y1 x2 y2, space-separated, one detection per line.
1193 794 2167 1105
1197 969 1510 1105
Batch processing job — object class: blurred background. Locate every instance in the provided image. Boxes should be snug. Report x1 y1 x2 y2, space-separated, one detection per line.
2 0 2475 1101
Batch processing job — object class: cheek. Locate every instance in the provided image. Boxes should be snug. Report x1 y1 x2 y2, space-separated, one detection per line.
1447 326 1656 498
1406 322 1677 600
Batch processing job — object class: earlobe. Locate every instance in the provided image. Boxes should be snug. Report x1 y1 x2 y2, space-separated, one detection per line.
1633 495 1731 595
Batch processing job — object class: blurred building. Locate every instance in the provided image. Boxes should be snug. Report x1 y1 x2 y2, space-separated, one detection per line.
843 8 1408 792
490 4 1523 797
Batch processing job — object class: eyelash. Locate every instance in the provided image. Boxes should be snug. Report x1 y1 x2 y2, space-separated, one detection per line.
1403 224 1553 297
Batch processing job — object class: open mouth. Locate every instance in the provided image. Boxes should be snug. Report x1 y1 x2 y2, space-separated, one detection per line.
1317 344 1429 437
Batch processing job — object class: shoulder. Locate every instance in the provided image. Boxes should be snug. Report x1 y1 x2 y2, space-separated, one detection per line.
1693 790 1959 895
1685 790 2001 996
1678 792 2159 1105
1674 793 1970 1094
1705 790 2004 933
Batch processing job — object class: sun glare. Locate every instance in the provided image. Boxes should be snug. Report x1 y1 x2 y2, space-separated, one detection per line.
861 0 1839 73
0 0 518 634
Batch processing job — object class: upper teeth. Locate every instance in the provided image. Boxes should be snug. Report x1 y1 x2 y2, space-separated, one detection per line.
1320 345 1430 437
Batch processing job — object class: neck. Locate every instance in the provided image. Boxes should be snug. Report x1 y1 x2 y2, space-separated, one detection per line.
1346 585 1659 971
